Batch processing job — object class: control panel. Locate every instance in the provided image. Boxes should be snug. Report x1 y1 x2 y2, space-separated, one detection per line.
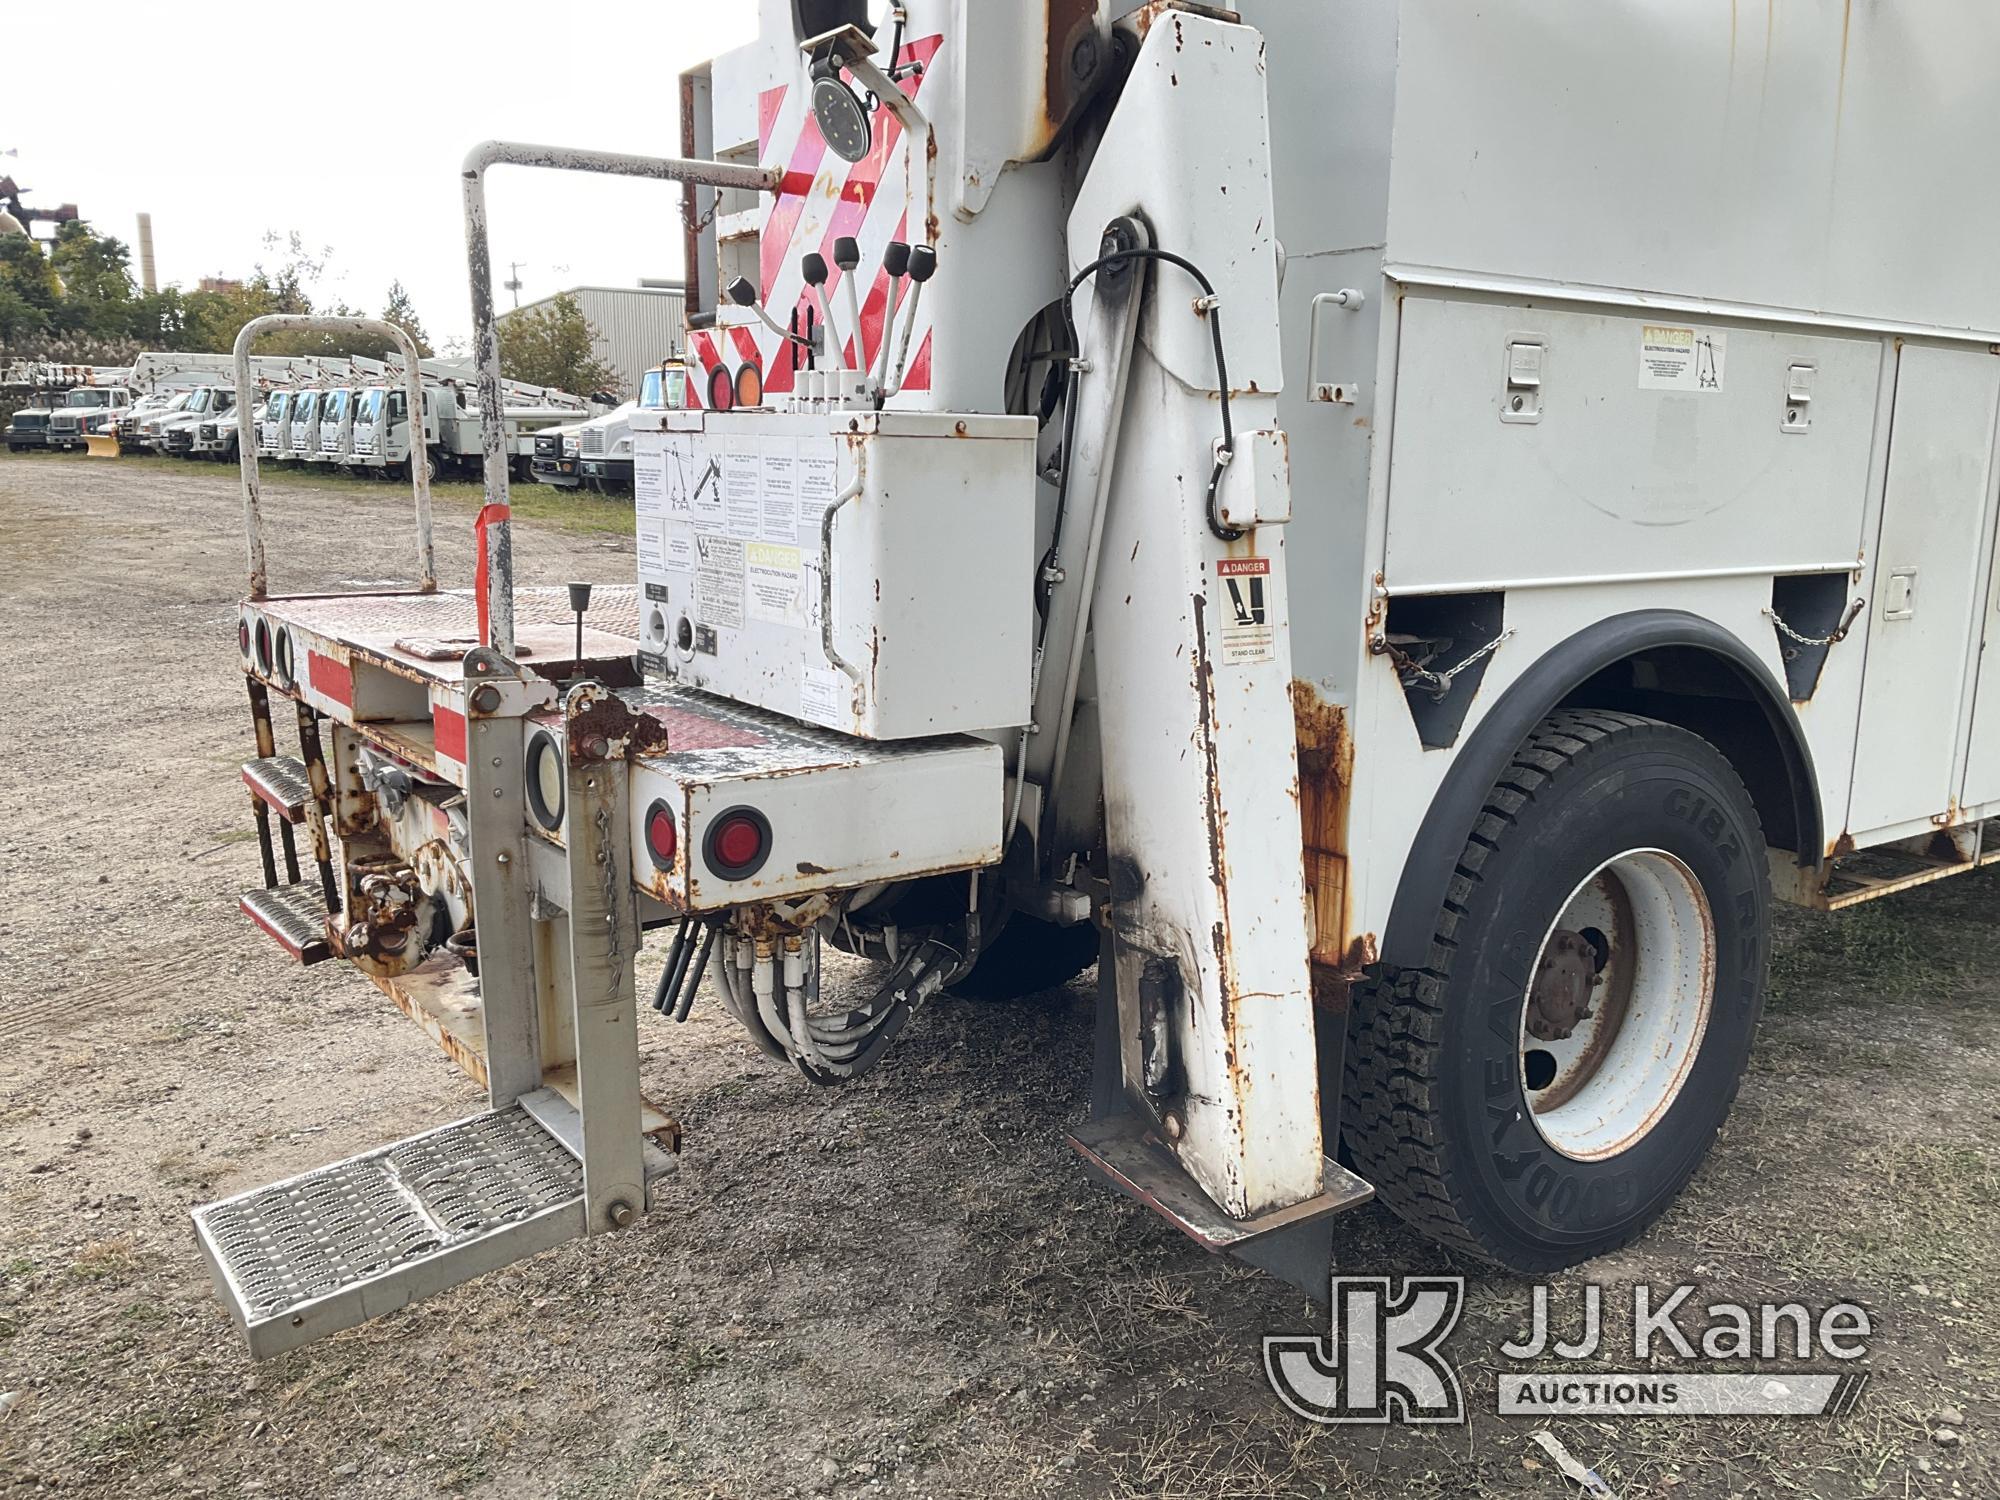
629 408 1036 741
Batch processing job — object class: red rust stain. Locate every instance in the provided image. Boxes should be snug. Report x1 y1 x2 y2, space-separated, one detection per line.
1829 830 1857 859
1292 679 1363 994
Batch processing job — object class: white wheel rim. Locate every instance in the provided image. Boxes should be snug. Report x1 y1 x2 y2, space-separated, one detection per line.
1519 849 1715 1161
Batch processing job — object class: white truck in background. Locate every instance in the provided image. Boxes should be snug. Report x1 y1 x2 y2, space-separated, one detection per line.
346 373 603 480
571 360 688 493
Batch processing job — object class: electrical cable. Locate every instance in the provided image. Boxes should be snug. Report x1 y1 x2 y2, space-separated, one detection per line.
1058 247 1241 551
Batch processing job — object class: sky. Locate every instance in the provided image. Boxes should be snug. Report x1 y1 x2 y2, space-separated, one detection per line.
1 1 760 349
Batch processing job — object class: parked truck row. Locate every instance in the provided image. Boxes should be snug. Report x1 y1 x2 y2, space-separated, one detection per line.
6 349 616 484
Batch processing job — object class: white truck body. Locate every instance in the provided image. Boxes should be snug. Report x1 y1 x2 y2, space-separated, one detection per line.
190 0 2000 1358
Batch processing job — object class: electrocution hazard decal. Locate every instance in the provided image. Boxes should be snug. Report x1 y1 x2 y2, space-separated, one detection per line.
1639 324 1727 392
1216 558 1274 665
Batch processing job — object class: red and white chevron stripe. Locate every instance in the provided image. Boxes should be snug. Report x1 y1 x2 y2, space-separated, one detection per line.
689 34 942 406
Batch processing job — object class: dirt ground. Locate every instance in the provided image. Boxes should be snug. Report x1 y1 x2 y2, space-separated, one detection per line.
1 450 1995 1500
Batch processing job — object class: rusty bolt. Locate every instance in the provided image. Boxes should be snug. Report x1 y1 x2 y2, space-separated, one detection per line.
607 1200 635 1229
470 684 501 715
581 735 610 761
1072 32 1101 79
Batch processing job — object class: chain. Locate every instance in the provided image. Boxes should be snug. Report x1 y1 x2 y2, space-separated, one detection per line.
1763 599 1865 650
1387 629 1517 701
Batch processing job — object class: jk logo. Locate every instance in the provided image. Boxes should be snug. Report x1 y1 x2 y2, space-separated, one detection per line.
1264 1277 1466 1425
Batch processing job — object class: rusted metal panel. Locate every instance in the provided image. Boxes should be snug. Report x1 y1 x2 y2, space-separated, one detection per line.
1291 680 1374 996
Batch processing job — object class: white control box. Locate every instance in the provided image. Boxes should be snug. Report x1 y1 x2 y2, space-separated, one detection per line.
629 408 1036 741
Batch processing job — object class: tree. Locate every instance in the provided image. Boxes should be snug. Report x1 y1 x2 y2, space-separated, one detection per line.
382 280 434 358
0 234 61 341
498 292 619 397
48 220 136 337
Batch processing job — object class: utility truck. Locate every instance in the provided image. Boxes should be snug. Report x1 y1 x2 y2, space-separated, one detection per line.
194 0 2000 1360
347 371 596 481
571 362 686 493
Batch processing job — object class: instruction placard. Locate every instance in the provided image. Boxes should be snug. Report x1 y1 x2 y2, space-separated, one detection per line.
695 534 745 630
1216 558 1274 665
1639 324 1727 392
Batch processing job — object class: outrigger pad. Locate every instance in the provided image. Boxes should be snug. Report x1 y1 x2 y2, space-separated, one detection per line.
192 1102 586 1359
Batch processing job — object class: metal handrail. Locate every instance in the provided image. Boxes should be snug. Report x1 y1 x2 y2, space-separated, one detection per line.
460 140 782 658
235 315 434 600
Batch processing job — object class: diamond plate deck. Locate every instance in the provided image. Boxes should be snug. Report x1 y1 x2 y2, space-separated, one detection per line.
193 1103 585 1359
263 587 641 684
239 882 332 964
241 755 312 822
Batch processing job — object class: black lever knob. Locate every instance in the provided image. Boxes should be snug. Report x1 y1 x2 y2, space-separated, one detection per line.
567 581 594 615
801 252 829 288
883 240 911 279
833 236 862 273
726 276 758 307
906 244 938 284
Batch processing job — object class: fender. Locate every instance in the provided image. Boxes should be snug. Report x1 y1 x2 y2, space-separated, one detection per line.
1379 609 1822 972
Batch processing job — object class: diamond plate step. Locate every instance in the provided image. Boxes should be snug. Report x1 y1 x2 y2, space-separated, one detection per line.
239 882 333 964
193 1102 586 1359
242 755 312 823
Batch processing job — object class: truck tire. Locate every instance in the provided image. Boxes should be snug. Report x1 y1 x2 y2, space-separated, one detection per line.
1342 710 1769 1273
947 915 1099 1000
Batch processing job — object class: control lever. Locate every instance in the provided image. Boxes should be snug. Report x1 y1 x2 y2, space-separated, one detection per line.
727 276 814 359
886 243 937 396
874 240 912 391
834 236 864 375
567 581 592 676
801 253 843 371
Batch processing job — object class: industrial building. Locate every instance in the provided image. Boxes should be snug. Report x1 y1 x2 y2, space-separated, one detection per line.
497 281 686 400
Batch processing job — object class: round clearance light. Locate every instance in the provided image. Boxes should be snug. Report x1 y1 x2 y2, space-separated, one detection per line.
526 729 565 832
272 627 295 689
707 363 735 413
238 616 253 661
703 806 772 881
735 362 765 410
813 70 874 165
644 799 678 870
253 617 274 676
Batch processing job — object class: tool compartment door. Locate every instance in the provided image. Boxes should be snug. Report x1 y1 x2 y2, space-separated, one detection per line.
1847 346 2000 837
1954 418 2000 818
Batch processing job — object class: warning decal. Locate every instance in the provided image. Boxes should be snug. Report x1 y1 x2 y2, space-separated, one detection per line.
1639 324 1727 392
695 534 745 630
1216 557 1274 666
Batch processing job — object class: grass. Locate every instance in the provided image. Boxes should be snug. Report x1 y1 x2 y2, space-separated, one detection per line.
67 1236 146 1285
0 445 636 538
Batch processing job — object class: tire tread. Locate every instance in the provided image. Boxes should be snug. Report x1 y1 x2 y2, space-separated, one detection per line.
1341 711 1762 1269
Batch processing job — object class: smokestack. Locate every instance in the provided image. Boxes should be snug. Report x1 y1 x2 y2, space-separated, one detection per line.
136 213 156 293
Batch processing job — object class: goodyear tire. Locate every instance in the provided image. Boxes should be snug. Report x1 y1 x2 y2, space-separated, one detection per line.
1342 711 1770 1273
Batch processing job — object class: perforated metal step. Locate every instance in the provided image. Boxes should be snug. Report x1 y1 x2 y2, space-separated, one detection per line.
242 755 312 822
193 1103 585 1359
239 882 333 964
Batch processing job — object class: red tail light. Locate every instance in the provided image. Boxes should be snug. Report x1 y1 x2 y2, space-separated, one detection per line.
703 807 771 880
644 800 678 869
